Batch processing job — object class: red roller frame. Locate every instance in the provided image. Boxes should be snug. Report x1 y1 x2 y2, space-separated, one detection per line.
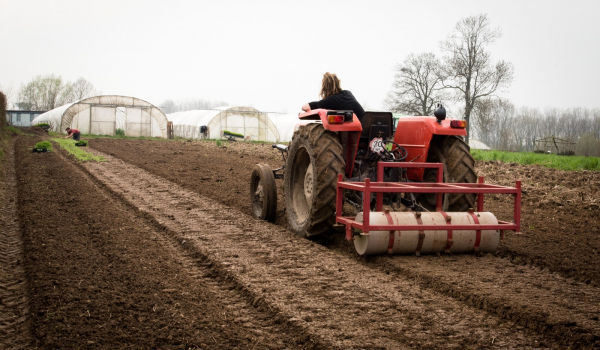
335 162 522 241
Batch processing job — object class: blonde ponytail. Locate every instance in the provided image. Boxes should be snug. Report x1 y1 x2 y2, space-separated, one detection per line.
320 72 342 99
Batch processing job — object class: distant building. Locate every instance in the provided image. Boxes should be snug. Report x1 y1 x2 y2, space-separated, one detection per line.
6 110 46 127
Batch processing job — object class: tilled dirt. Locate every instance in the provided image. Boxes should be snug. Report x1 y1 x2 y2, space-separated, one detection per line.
90 138 600 287
0 137 31 350
11 136 314 349
476 161 600 286
79 150 549 349
2 134 599 348
89 138 600 348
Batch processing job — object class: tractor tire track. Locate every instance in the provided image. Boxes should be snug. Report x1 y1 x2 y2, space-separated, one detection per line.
0 137 32 350
81 149 550 349
16 137 317 349
91 139 600 349
366 254 600 348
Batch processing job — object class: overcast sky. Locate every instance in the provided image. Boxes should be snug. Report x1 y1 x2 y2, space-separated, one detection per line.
1 0 599 115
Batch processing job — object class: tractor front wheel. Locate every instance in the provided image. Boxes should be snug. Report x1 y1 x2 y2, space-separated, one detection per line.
250 164 277 222
284 124 345 241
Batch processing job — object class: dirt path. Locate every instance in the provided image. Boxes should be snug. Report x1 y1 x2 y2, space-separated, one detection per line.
0 137 31 350
13 136 315 349
88 138 600 349
77 148 560 349
89 138 600 287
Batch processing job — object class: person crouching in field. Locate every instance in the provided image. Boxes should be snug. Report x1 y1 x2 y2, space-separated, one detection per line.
64 127 81 141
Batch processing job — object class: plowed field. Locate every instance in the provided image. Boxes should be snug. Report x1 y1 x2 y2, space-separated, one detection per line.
1 132 599 349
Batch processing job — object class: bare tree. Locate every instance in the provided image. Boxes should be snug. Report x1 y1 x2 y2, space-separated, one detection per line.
489 99 515 150
40 75 68 109
0 83 16 109
70 77 99 101
0 91 7 128
17 74 75 111
471 97 495 145
385 53 448 116
439 14 514 144
159 99 177 114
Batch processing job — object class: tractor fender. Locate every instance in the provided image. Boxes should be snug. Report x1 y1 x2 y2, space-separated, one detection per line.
298 109 362 177
393 117 467 180
298 109 363 132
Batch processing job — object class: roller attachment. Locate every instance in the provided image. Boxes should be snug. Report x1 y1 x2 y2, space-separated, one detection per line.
383 210 396 255
468 209 482 255
353 211 500 256
440 212 454 254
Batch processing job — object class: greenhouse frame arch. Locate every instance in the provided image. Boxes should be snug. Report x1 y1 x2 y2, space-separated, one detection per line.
167 107 280 142
31 95 168 138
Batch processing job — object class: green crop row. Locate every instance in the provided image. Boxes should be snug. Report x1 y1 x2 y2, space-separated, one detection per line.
52 138 106 162
471 149 600 171
35 141 52 151
223 130 244 138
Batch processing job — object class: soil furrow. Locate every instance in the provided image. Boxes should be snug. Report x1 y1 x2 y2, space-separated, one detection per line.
89 138 600 288
365 255 600 347
81 149 549 349
0 137 32 350
14 136 314 349
88 138 600 349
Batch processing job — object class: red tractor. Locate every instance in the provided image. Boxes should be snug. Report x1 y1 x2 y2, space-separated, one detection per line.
250 108 521 255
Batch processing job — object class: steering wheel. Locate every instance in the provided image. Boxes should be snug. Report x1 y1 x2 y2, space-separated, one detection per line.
383 140 408 161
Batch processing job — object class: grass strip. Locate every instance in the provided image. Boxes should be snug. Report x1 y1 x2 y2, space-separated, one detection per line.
472 149 600 171
54 133 278 144
52 138 106 162
6 126 25 135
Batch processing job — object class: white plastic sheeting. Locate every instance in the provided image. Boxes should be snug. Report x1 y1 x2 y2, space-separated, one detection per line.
268 113 310 142
31 95 168 138
167 107 280 142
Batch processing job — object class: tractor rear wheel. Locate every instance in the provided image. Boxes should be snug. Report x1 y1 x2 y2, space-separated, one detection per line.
418 135 477 211
284 124 345 240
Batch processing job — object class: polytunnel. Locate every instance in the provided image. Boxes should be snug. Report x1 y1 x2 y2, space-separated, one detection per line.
167 107 280 142
31 95 168 138
268 113 310 142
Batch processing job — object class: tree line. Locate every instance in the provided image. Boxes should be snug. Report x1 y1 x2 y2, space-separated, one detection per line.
471 99 600 156
1 74 228 116
1 74 99 111
386 13 599 156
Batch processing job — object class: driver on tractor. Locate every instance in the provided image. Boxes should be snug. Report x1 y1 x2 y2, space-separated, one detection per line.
301 72 365 120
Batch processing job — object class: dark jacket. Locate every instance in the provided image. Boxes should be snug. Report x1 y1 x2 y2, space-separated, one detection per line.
308 90 365 119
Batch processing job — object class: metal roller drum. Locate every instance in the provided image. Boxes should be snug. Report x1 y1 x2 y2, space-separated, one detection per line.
354 211 500 256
